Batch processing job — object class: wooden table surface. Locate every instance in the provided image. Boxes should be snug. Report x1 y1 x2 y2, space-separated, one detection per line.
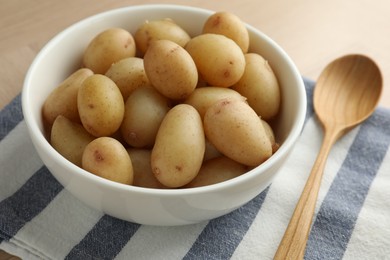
1 0 390 111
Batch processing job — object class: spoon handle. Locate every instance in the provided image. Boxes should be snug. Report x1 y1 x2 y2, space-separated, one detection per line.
274 127 340 260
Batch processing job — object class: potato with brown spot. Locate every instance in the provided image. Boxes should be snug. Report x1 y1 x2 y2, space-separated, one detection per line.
82 137 133 185
105 57 151 101
185 33 245 87
204 98 272 166
78 74 124 137
183 86 245 118
83 28 136 74
134 18 191 55
144 40 198 100
151 104 205 188
203 11 249 53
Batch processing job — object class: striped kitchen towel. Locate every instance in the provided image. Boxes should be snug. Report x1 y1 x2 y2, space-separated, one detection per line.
0 78 389 260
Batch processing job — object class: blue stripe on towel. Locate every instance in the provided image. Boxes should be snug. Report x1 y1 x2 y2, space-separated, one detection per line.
305 108 390 260
183 187 270 260
303 78 314 122
65 215 140 259
0 166 63 242
0 94 22 141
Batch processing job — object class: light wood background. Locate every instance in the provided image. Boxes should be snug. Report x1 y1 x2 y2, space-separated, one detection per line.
1 0 390 110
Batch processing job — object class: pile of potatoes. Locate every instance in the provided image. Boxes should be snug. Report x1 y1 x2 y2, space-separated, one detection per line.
42 11 281 189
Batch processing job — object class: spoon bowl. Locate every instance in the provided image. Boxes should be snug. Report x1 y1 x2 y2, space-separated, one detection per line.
274 54 382 259
314 54 382 130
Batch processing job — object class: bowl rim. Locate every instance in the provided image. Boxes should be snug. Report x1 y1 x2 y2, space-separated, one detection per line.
22 4 307 197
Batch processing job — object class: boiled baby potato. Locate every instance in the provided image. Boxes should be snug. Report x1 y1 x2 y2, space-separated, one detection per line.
83 28 136 74
232 53 280 120
51 115 95 167
183 87 245 118
121 86 171 148
203 11 249 53
127 148 167 189
78 74 124 137
105 57 151 101
185 33 245 88
82 137 133 185
42 68 93 128
261 119 280 153
151 104 205 188
144 40 198 100
203 139 222 161
204 98 272 166
185 156 248 188
134 18 191 55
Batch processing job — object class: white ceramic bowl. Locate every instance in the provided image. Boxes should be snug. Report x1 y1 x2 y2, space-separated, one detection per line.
22 4 306 226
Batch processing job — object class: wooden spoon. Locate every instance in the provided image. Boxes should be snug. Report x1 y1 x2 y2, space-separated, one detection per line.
274 54 382 259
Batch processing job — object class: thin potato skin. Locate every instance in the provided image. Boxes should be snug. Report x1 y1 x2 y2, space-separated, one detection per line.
134 19 191 55
261 119 280 153
203 139 222 161
183 87 245 118
204 98 272 166
127 148 167 189
78 74 125 137
151 104 205 188
51 115 95 167
232 53 281 120
185 33 245 88
42 68 93 128
105 57 151 101
144 40 198 100
82 137 133 185
83 28 136 74
203 11 249 53
185 156 248 188
121 86 171 148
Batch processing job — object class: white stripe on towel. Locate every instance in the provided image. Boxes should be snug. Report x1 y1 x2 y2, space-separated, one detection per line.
0 121 43 200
